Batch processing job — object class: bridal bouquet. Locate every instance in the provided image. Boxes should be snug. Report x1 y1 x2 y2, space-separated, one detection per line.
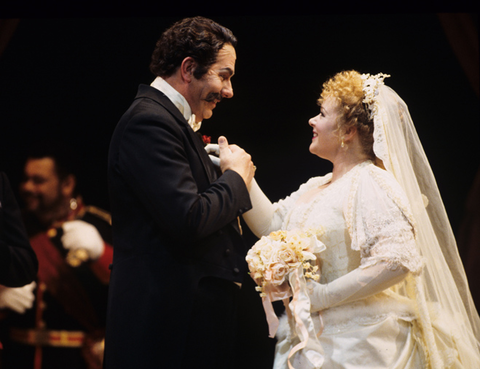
246 228 325 297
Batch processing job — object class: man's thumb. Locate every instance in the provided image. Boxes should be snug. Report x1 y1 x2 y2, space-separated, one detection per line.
218 136 228 150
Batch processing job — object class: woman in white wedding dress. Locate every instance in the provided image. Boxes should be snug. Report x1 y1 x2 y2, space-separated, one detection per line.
243 71 480 368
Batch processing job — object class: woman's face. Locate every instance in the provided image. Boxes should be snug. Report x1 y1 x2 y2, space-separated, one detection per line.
308 97 342 160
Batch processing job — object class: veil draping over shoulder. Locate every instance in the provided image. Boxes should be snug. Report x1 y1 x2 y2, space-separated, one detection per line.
364 73 480 367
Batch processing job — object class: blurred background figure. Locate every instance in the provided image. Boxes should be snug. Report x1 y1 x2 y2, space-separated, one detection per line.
0 142 113 369
0 170 38 288
0 169 39 353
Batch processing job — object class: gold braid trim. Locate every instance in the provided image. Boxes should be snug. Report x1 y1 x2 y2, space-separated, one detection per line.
84 205 112 225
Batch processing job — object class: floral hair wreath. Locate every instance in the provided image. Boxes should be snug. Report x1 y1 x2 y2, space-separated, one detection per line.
361 73 390 119
361 72 390 170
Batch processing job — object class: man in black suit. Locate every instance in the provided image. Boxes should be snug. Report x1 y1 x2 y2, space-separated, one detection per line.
104 16 255 369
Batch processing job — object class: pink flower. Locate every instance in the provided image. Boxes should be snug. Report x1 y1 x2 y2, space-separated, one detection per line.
264 260 289 286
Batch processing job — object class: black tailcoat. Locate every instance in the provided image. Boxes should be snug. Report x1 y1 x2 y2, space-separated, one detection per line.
104 85 252 368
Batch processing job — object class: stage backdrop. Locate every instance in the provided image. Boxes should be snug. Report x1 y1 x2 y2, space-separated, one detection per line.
0 14 478 369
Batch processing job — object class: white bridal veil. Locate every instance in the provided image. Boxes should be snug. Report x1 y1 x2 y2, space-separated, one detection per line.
364 73 480 367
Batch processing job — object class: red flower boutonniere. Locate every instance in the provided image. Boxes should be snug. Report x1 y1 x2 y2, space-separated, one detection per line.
202 135 211 145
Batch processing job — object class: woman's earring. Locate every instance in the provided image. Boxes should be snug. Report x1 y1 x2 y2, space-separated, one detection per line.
341 140 345 148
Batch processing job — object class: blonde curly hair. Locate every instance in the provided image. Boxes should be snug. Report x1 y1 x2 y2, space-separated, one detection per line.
318 70 375 160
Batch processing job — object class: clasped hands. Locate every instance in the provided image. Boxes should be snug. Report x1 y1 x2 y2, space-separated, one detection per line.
205 135 255 189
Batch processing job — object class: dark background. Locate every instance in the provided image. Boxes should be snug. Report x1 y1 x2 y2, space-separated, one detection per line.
0 13 478 368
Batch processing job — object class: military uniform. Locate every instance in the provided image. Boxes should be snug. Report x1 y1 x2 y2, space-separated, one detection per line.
1 197 113 369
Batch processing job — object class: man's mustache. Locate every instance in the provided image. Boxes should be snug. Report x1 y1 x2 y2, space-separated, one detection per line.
204 93 222 103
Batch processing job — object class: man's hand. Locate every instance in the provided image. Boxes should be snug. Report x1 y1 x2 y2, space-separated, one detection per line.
62 220 105 261
218 136 255 189
0 281 36 314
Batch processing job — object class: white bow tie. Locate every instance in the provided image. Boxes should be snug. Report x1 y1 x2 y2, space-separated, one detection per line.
188 114 202 132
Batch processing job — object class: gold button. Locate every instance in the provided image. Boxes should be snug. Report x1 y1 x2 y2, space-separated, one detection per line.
47 228 57 238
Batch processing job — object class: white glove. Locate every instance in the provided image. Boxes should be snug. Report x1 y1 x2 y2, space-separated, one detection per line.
205 146 280 236
307 261 408 312
205 143 220 166
62 220 104 260
242 178 282 238
0 281 36 314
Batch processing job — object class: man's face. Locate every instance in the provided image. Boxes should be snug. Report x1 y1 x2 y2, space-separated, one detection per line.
187 43 236 122
20 157 64 215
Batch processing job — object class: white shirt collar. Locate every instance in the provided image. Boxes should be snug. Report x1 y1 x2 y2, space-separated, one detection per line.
150 76 201 132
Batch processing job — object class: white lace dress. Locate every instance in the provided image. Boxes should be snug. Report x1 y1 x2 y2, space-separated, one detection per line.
272 161 426 368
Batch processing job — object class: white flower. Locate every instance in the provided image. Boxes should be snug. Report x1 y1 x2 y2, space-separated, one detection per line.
246 228 325 297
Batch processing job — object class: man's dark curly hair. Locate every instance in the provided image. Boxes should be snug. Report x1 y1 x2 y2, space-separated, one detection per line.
149 16 237 79
22 139 81 196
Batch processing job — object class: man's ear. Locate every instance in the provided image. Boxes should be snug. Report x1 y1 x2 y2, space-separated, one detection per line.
180 57 196 83
61 174 76 198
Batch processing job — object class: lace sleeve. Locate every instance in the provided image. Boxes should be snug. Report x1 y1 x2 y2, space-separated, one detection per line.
346 165 423 273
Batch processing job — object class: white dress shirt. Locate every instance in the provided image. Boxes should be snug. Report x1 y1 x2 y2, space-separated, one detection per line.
150 76 201 132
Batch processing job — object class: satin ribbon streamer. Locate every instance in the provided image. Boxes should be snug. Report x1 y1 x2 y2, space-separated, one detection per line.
263 283 293 338
285 266 325 369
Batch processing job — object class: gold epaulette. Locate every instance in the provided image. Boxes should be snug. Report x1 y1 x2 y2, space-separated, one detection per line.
84 205 112 225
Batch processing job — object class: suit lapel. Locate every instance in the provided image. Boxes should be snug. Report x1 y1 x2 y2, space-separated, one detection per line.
187 129 218 183
136 85 217 183
137 85 243 235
